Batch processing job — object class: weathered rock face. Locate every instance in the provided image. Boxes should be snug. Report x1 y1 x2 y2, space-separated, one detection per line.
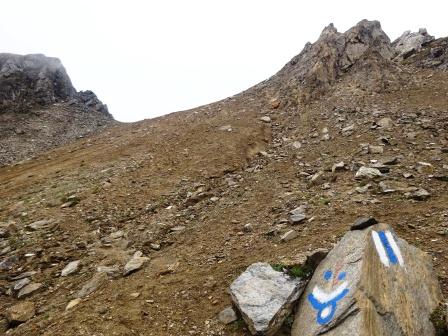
0 53 114 166
230 262 306 335
270 20 401 103
291 223 442 336
403 36 448 70
392 29 435 59
0 53 76 111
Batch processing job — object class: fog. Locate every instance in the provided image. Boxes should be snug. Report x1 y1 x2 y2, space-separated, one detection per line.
2 0 447 121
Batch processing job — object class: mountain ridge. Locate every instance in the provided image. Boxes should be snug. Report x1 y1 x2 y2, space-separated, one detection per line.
0 19 447 335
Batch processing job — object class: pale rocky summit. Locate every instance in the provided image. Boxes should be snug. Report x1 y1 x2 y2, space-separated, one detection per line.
393 28 435 59
292 223 442 336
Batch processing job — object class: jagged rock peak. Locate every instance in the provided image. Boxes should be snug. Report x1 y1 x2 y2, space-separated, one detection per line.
271 20 398 103
0 53 109 115
0 53 76 111
392 28 435 59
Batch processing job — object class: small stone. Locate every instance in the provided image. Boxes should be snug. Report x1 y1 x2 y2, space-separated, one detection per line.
405 188 431 201
10 271 37 281
416 162 434 174
269 98 280 109
97 265 120 278
376 117 393 129
123 252 149 276
130 292 140 298
355 166 383 179
281 230 299 242
351 217 378 230
17 282 42 299
369 145 384 154
289 213 306 225
60 201 75 208
6 301 35 326
66 298 81 310
13 278 31 291
380 156 398 165
243 223 253 232
110 230 124 239
260 116 271 123
342 124 355 135
0 227 10 238
218 306 237 324
219 125 233 132
26 219 51 231
332 161 345 172
61 260 80 277
170 226 186 232
292 141 302 149
355 184 372 194
77 273 108 298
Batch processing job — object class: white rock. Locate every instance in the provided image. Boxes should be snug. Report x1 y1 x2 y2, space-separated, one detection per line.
281 230 299 242
355 166 383 179
66 298 81 310
230 263 306 335
61 260 80 277
260 116 271 123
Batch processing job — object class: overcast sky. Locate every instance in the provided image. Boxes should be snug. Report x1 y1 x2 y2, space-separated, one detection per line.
2 1 447 122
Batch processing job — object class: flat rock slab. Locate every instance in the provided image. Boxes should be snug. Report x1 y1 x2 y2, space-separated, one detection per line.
61 260 80 276
17 282 42 299
230 262 306 335
292 223 442 336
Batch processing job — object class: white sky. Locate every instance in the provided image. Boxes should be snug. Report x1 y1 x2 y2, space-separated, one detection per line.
2 1 447 122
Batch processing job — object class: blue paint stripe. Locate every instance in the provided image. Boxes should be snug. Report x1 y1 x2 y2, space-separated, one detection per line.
378 231 398 265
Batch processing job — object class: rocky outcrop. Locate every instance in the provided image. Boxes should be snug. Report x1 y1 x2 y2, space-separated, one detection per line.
0 53 114 166
269 20 401 103
403 37 448 70
291 223 442 336
392 29 435 59
0 53 76 112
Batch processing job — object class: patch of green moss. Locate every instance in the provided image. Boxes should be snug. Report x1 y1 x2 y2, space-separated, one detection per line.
270 263 313 279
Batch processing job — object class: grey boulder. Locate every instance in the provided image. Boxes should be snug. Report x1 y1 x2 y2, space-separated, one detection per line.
230 262 306 335
292 223 442 336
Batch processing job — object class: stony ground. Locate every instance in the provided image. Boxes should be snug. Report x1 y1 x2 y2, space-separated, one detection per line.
0 60 447 335
2 20 448 334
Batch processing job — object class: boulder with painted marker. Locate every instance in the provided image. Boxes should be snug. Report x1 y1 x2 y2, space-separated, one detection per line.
291 223 442 336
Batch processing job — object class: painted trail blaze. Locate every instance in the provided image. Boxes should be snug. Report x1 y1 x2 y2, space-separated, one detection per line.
371 230 404 268
308 269 349 325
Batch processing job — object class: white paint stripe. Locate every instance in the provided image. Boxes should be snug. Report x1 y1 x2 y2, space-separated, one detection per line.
312 282 348 302
385 231 404 266
372 231 390 267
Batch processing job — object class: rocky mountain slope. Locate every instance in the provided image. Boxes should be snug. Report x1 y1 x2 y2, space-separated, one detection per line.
0 20 447 335
0 53 114 166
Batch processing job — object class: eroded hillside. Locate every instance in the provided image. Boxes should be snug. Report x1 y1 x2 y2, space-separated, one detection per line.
0 20 447 335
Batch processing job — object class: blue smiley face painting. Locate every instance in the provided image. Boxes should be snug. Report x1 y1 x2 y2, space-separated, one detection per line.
307 269 349 325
